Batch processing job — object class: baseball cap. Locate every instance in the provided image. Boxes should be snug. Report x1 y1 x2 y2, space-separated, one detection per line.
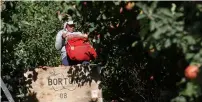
63 20 75 29
66 20 74 25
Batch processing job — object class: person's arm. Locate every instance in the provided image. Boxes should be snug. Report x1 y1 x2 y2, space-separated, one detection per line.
55 30 65 50
66 32 88 40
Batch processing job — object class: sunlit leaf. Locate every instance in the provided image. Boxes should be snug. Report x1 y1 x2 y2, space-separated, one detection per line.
137 14 146 20
132 41 138 47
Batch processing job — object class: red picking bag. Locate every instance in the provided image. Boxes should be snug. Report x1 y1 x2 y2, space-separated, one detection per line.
65 37 97 61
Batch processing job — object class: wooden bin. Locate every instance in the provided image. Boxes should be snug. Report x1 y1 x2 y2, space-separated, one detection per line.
24 65 103 102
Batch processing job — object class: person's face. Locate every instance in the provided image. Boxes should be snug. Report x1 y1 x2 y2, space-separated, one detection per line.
66 24 75 32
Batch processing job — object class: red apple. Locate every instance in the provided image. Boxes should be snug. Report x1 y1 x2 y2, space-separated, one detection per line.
83 2 87 6
150 75 154 80
185 65 199 79
125 2 135 10
110 24 115 29
97 34 100 38
120 7 123 13
116 23 119 27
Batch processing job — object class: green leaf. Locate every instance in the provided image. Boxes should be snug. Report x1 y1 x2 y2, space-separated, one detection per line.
151 1 158 11
89 22 95 27
171 3 176 15
171 96 186 102
176 26 183 32
161 8 173 18
102 14 107 20
132 41 138 47
185 53 195 61
152 28 164 39
89 27 95 32
113 1 120 6
137 14 146 20
76 0 80 5
182 35 196 45
180 82 201 97
164 39 171 48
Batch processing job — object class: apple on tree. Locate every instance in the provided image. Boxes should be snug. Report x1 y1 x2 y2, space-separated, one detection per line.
184 65 200 79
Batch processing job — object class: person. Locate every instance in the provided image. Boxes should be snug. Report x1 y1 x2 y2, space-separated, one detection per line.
55 20 88 66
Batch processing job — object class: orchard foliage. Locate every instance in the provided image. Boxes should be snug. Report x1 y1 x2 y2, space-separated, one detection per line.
1 1 202 102
1 2 63 101
136 2 202 102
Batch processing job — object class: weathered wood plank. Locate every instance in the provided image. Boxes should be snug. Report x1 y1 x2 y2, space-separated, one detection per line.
24 65 103 102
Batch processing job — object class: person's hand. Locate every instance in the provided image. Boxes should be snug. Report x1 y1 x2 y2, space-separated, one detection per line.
83 33 88 38
62 33 67 39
